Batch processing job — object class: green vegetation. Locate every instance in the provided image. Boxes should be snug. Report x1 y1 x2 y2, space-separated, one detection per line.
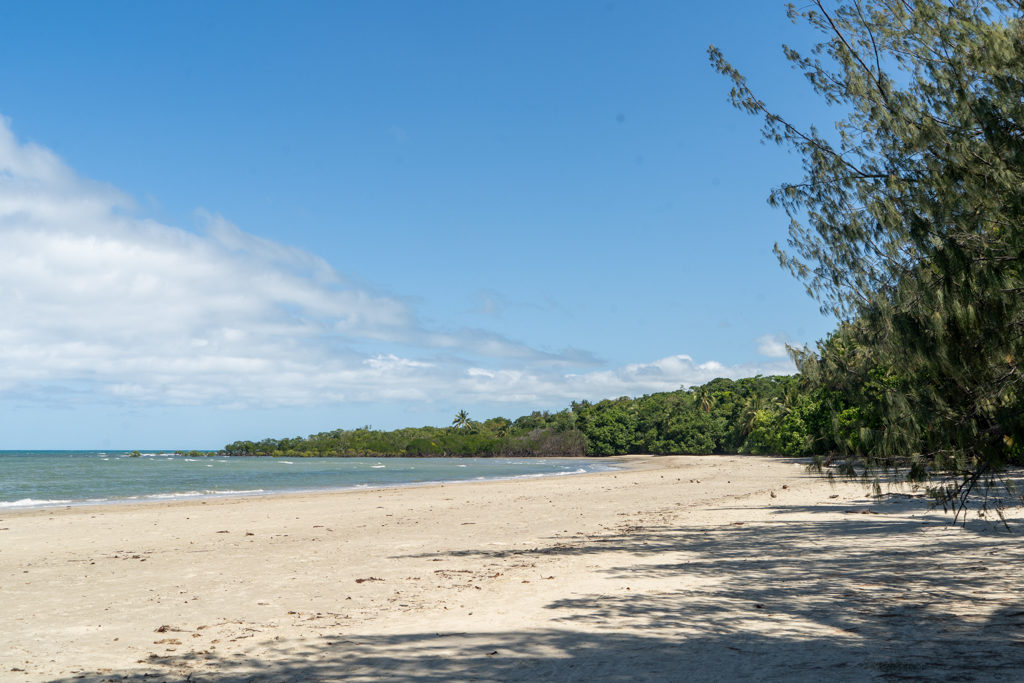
712 0 1024 513
219 375 822 459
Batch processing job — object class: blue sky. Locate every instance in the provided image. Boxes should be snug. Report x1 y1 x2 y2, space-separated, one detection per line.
0 2 837 449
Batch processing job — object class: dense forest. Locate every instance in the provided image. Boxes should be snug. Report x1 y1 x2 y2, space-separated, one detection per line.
214 362 958 462
215 373 853 459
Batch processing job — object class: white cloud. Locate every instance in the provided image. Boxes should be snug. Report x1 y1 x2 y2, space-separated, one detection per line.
453 354 796 404
756 333 792 358
0 118 794 412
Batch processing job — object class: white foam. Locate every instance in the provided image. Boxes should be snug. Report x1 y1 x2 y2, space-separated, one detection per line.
147 489 267 500
148 491 206 499
0 498 73 508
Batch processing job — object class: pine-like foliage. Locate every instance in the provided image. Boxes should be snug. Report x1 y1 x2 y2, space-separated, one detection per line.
712 0 1024 515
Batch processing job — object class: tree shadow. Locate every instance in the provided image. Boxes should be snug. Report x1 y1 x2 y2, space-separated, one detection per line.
47 628 877 682
51 495 1024 682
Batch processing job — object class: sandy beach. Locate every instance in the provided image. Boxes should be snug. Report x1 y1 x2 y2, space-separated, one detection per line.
2 454 1022 682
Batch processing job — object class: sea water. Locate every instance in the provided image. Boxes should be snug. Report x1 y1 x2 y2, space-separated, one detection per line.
0 451 619 510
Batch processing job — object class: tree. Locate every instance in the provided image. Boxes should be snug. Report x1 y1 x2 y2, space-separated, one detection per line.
451 409 471 430
693 386 714 414
712 0 1024 516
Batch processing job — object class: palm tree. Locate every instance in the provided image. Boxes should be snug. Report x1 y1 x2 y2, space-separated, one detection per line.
737 396 764 440
452 409 470 429
694 388 715 414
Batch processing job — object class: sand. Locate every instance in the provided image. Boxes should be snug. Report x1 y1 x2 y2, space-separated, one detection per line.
1 454 1022 682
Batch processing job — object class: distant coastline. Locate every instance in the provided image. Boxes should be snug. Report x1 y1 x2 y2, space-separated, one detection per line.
215 375 809 459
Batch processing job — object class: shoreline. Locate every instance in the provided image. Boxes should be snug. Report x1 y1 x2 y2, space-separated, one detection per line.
2 454 1022 681
0 454 627 514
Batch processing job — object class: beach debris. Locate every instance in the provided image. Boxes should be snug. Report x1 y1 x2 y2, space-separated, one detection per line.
487 650 499 656
154 625 185 633
216 530 229 533
355 577 384 583
782 484 789 489
770 491 777 498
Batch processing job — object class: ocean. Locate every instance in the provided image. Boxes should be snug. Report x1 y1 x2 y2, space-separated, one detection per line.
0 451 619 510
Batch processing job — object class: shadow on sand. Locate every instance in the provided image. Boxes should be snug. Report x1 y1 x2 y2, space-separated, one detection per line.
53 494 1024 682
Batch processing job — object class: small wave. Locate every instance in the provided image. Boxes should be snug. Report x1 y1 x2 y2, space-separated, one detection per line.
278 461 294 464
370 465 386 469
148 491 206 499
507 467 597 481
147 489 267 500
0 498 73 508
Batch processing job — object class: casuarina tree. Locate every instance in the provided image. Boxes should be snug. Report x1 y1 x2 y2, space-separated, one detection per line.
711 0 1024 518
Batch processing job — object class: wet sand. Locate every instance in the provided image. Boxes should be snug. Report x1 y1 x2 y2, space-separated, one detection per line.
1 455 1022 682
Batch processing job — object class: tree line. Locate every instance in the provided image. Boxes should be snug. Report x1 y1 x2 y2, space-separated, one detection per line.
215 364 959 463
216 374 841 459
